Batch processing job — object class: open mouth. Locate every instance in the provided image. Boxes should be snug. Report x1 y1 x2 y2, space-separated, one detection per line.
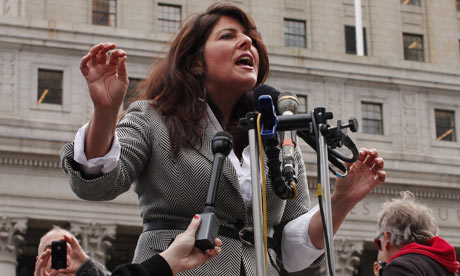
236 55 254 67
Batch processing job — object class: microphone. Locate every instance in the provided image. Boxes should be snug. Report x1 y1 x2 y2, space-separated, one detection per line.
254 84 280 114
255 84 348 173
195 131 233 251
277 92 299 188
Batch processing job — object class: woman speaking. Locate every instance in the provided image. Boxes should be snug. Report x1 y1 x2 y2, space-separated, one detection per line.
61 3 386 275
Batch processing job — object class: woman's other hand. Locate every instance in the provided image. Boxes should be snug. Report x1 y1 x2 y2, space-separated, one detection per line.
333 148 386 206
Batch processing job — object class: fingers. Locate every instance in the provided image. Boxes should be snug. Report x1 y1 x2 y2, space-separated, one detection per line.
376 170 386 182
62 234 79 249
79 54 91 76
108 49 126 66
35 249 51 276
98 42 116 64
89 43 105 67
80 42 118 73
214 238 222 247
371 157 384 174
183 215 201 236
205 246 221 258
118 56 128 84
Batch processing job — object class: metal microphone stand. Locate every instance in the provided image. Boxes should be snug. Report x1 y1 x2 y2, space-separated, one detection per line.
244 112 267 276
241 105 358 276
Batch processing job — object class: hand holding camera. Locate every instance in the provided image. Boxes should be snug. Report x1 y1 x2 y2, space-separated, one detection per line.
34 235 89 276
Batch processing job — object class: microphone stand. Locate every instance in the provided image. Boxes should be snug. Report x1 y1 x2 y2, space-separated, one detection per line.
241 104 359 276
245 112 268 276
313 108 336 276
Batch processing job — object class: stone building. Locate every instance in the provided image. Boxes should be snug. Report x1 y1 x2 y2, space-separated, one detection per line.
0 0 459 275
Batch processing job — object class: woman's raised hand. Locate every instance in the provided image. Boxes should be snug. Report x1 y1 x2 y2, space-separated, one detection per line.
80 42 129 111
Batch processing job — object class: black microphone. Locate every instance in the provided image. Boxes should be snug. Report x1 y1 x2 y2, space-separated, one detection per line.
254 84 280 114
195 131 233 251
277 92 299 187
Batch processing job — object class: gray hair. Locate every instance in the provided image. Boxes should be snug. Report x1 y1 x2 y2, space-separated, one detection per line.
38 225 73 254
376 191 438 246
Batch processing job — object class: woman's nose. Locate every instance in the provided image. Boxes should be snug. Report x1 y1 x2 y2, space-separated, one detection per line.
238 34 252 49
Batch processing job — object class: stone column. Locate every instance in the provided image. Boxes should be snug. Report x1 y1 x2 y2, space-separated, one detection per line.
70 222 116 265
0 216 27 276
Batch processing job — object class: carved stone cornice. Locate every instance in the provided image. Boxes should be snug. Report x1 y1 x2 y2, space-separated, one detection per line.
0 155 60 169
0 216 27 263
372 186 460 200
70 222 116 265
308 180 460 201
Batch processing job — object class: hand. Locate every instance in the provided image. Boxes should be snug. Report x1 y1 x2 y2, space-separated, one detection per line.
160 215 222 275
34 235 89 276
52 234 89 274
80 42 129 111
34 250 58 276
333 148 386 206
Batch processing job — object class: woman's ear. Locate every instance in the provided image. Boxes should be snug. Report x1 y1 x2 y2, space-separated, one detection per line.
191 59 204 76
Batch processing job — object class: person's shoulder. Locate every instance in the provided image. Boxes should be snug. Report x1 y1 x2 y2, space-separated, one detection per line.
123 100 162 121
384 253 452 276
384 254 423 275
125 100 156 114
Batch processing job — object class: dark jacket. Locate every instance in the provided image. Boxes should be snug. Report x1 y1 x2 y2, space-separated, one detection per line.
383 236 459 276
76 255 173 276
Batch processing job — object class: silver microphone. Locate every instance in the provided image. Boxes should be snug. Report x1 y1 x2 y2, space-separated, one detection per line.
277 92 299 186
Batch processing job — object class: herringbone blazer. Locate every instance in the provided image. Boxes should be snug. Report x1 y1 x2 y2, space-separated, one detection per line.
61 100 312 276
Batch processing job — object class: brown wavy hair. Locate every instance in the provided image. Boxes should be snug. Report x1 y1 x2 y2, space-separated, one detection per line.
127 3 269 156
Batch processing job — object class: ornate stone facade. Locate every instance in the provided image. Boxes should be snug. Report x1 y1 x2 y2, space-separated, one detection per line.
70 222 116 265
0 217 27 275
0 1 459 276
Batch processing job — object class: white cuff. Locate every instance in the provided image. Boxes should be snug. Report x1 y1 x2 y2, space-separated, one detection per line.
281 205 324 272
73 123 121 175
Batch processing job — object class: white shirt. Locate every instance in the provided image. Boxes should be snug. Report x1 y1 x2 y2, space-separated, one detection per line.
73 106 323 272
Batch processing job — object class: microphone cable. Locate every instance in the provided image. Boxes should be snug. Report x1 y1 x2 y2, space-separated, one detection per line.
256 113 269 275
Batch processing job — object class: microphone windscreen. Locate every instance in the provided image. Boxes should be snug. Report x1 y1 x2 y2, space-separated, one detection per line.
212 131 233 155
253 84 281 115
277 91 298 115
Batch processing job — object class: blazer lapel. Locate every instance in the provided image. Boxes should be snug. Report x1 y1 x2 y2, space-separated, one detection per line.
190 120 243 198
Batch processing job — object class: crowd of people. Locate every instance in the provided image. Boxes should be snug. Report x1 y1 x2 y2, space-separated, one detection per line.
31 2 458 276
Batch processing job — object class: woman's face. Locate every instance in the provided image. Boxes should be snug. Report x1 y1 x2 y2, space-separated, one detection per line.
203 15 260 104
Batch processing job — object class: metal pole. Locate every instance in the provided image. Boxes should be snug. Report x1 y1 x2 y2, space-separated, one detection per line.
319 133 336 275
248 128 267 276
354 0 364 56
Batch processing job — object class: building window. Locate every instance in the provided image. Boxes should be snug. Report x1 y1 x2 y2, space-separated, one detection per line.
362 102 383 135
37 69 63 105
435 109 456 142
296 94 307 113
158 3 181 33
92 0 116 26
284 19 306 48
400 0 421 6
344 25 368 55
403 33 424 62
123 78 143 110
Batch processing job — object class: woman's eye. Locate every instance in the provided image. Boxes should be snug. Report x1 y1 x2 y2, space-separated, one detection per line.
220 33 234 40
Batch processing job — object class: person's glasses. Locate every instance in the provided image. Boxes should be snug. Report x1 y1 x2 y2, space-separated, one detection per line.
374 233 384 251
